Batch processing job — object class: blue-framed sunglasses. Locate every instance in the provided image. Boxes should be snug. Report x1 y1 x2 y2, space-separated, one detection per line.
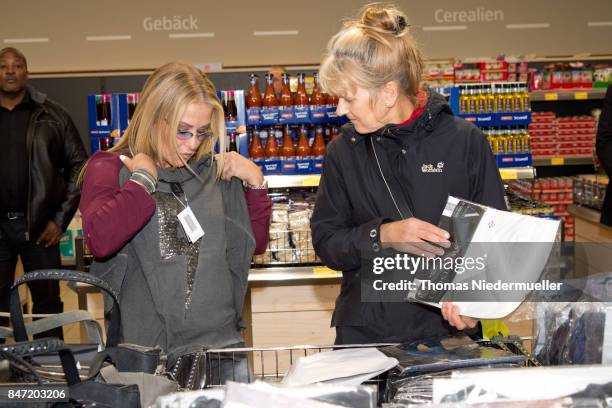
176 129 213 141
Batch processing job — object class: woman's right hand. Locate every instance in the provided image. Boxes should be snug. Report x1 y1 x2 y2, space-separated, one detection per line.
120 153 158 179
380 218 451 257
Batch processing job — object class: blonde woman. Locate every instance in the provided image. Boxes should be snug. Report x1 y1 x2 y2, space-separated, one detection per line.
311 4 507 344
79 62 270 385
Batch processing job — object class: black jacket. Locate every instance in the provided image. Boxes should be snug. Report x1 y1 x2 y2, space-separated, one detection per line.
596 85 612 226
311 92 506 342
24 86 87 238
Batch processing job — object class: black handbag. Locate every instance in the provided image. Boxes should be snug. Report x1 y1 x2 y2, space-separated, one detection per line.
6 269 173 407
1 337 140 408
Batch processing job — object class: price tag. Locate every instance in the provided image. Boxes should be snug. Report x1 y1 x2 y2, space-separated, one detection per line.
302 175 321 187
574 92 588 100
499 169 518 180
551 157 565 166
312 267 338 277
177 206 205 243
544 93 559 101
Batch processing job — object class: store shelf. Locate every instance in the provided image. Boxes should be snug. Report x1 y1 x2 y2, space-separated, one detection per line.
530 88 607 102
248 266 341 286
268 167 534 187
267 174 321 188
498 167 536 180
533 156 594 166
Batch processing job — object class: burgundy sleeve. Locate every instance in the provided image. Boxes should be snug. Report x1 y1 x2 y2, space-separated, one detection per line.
80 152 156 258
244 188 272 255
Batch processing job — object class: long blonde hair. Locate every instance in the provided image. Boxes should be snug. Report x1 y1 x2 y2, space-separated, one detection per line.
319 3 423 105
78 62 225 186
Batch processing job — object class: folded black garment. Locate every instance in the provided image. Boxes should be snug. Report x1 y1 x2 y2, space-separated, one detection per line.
379 334 526 377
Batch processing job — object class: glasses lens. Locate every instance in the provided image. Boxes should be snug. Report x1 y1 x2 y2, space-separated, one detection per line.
176 130 193 140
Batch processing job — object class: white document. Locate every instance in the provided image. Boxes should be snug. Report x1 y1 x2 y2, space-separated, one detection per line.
281 348 398 387
419 196 560 319
223 381 344 408
432 365 612 403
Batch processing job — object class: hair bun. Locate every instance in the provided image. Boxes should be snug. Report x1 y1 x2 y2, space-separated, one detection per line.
358 4 408 36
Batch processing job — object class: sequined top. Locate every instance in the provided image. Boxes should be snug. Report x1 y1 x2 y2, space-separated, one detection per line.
155 191 200 311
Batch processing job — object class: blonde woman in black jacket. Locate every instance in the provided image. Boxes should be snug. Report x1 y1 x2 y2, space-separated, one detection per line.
311 4 507 344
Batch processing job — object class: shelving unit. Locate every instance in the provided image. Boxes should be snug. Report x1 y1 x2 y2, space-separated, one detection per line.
530 88 607 102
532 156 594 167
268 167 536 188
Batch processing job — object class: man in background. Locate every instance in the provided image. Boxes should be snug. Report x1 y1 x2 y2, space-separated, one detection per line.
0 47 87 339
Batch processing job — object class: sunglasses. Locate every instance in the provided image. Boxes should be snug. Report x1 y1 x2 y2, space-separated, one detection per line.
176 129 213 141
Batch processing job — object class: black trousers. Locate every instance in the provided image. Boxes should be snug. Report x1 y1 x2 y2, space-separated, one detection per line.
0 217 63 339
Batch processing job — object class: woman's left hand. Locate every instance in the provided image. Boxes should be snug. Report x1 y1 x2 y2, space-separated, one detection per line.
440 302 478 330
216 151 264 186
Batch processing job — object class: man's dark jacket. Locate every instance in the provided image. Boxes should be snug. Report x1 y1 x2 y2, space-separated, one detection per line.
24 85 87 238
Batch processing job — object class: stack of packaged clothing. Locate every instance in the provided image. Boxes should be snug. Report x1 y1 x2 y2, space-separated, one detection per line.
380 334 526 405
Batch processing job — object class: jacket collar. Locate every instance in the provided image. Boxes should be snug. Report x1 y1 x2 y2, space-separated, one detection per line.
27 85 47 105
342 90 452 147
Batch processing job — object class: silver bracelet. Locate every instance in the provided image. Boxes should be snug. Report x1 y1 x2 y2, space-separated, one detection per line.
131 169 157 194
243 179 268 190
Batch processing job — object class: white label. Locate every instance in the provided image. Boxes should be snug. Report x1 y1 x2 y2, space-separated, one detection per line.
442 196 460 217
177 206 205 243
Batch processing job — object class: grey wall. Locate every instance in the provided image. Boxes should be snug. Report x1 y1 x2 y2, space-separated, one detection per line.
3 1 612 74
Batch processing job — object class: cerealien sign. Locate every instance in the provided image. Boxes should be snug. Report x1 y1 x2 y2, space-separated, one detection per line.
434 7 504 24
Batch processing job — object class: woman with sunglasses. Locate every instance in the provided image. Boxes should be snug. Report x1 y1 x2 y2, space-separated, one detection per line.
78 62 271 386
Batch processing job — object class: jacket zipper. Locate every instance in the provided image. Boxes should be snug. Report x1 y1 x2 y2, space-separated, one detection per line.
25 106 44 241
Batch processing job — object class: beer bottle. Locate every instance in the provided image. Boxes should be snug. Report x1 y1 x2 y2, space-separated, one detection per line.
265 126 280 159
228 131 238 152
311 125 326 158
281 125 296 159
279 73 293 107
467 85 477 115
494 84 505 113
226 91 238 121
263 73 279 108
127 94 137 122
521 83 531 112
485 85 495 113
246 74 262 109
100 94 111 126
503 84 514 113
311 73 326 106
95 95 102 126
458 85 468 114
294 73 309 107
249 127 265 160
326 94 339 107
296 125 311 159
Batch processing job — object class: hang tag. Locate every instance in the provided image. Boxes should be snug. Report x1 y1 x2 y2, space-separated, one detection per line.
177 206 205 243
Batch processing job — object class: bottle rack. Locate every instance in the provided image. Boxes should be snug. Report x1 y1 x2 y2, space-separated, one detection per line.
87 93 140 154
447 83 534 170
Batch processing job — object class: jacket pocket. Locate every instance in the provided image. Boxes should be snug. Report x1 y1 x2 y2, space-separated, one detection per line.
148 255 188 323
